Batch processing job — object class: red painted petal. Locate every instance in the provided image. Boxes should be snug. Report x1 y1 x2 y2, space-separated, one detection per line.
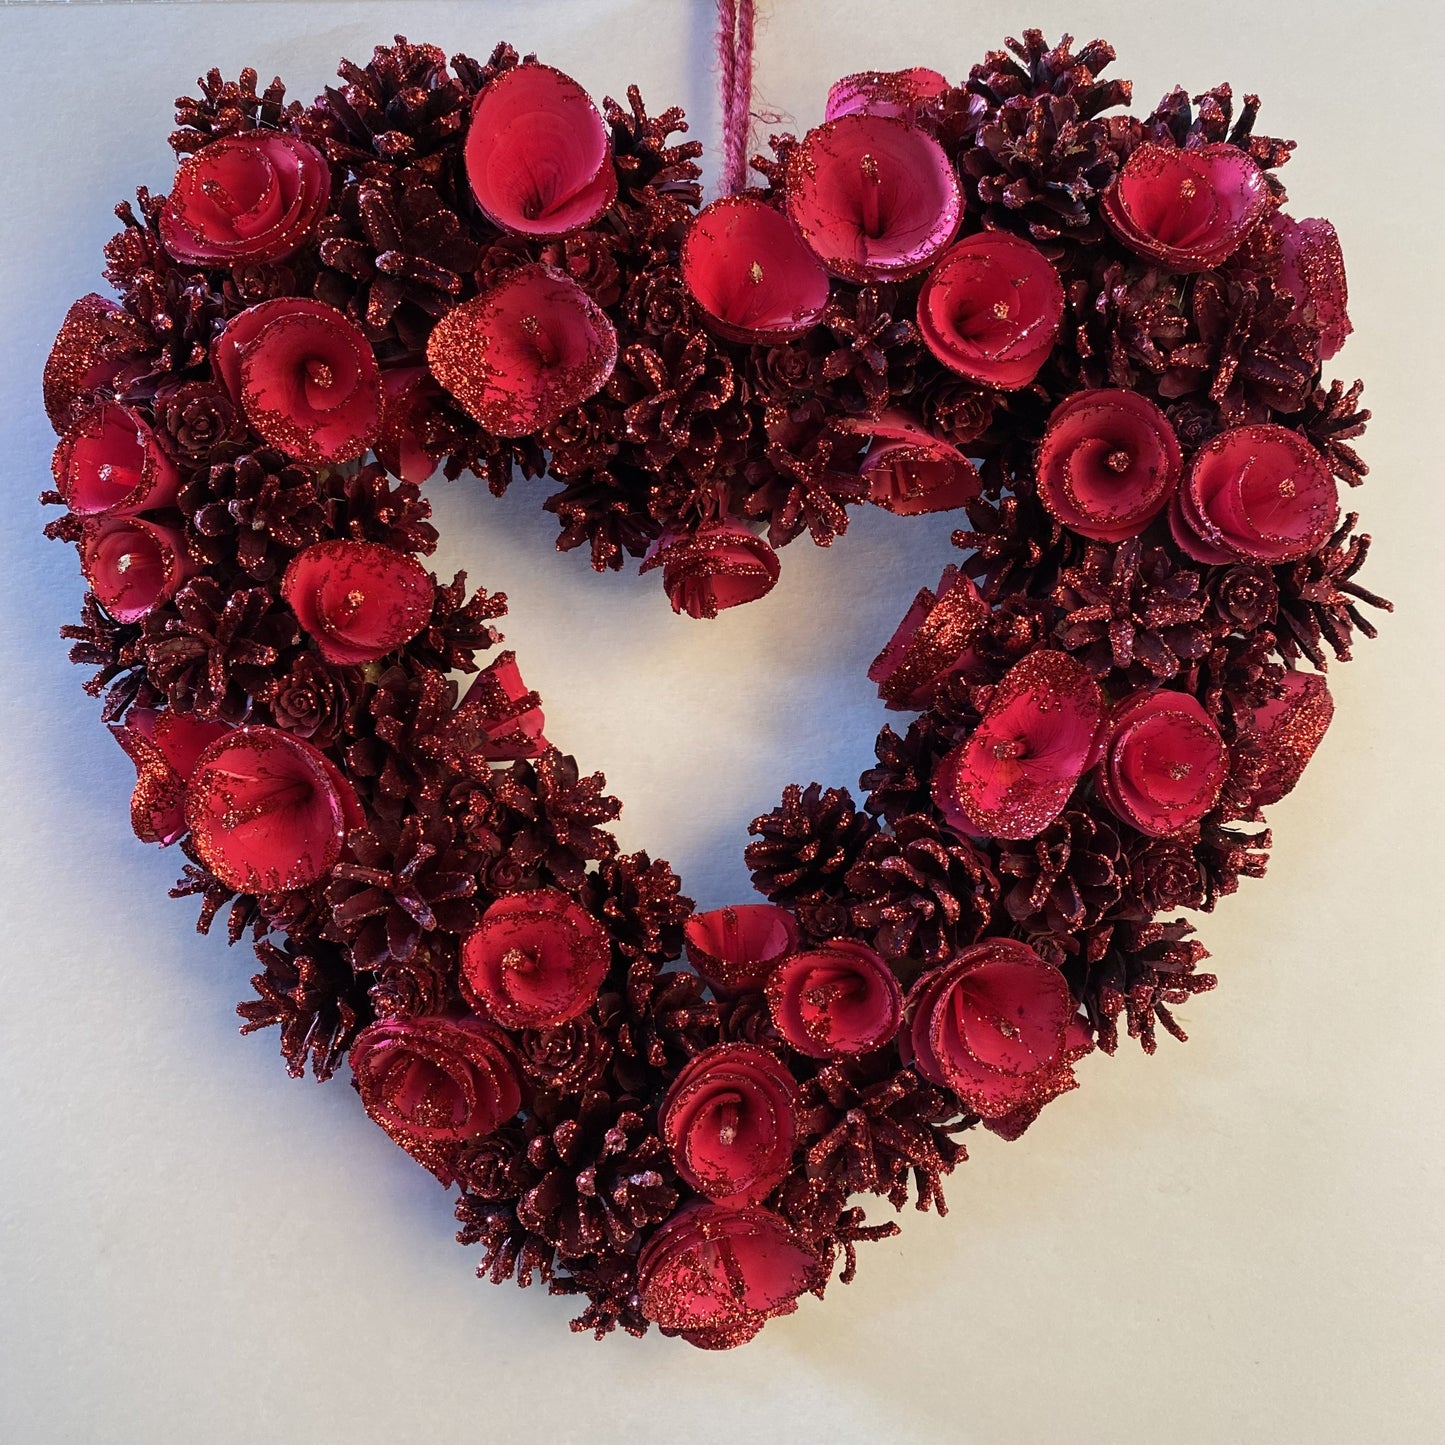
282 540 434 665
825 67 949 122
80 517 192 623
684 904 798 994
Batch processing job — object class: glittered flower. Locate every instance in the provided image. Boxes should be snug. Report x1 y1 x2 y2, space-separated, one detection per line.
184 725 364 893
683 904 799 994
425 264 618 436
1249 670 1333 808
80 516 192 623
159 131 330 266
376 366 448 486
903 937 1078 1119
933 651 1105 840
43 295 148 434
1036 389 1181 542
784 114 961 281
281 540 433 666
841 412 982 516
681 196 830 343
214 298 381 464
1101 141 1267 272
661 1044 799 1204
765 939 902 1058
1170 423 1338 565
464 63 617 237
460 887 611 1030
868 564 987 710
640 522 781 620
636 1201 822 1349
110 708 231 845
1275 214 1352 360
443 651 547 763
917 232 1063 388
53 403 179 518
349 1016 521 1181
825 67 949 122
1096 690 1228 837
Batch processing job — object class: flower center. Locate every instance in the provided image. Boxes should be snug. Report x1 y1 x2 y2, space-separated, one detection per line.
305 360 334 389
858 152 883 238
1106 449 1133 473
748 260 764 286
714 1092 744 1148
1278 476 1296 498
520 313 560 368
501 946 539 978
1167 761 1193 781
992 738 1027 761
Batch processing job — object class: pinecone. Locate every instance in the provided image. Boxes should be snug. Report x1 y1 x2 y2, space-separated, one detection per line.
608 331 749 478
1126 836 1207 915
1275 513 1391 668
787 1058 972 1226
604 86 704 247
954 487 1075 604
141 578 300 723
171 67 299 153
599 959 719 1095
152 382 249 465
264 652 354 745
960 32 1132 246
326 462 439 554
747 782 880 941
367 942 454 1020
811 285 919 416
1071 918 1215 1054
344 663 457 818
1054 538 1209 682
1140 83 1294 174
59 592 148 720
315 172 477 351
920 379 998 447
549 1255 650 1340
515 1017 613 1092
997 808 1127 949
479 750 622 892
515 1089 679 1260
1196 818 1271 908
543 396 625 481
302 37 474 182
740 399 869 547
171 855 263 943
1060 259 1190 391
237 937 371 1080
180 449 329 581
581 852 694 967
544 464 662 572
325 812 480 973
859 714 960 824
845 815 1000 968
404 571 506 674
1297 379 1370 488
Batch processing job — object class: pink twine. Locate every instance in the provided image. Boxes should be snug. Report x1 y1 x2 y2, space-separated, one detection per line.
716 0 756 194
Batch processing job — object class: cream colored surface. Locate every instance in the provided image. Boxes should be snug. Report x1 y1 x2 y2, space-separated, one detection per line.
1 2 1441 1441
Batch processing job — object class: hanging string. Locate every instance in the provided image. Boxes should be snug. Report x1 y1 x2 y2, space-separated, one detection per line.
716 0 756 194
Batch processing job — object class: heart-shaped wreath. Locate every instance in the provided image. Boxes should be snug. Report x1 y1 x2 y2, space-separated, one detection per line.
40 29 1387 1348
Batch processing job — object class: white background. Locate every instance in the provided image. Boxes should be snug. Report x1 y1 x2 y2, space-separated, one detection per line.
1 2 1441 1441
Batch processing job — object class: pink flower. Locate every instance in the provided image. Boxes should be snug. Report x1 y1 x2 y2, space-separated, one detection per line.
1102 141 1267 272
1275 214 1352 360
766 939 902 1058
349 1016 522 1184
159 131 330 265
868 564 987 710
1248 670 1333 808
43 294 149 433
825 68 949 122
636 1201 822 1348
1096 690 1228 837
184 725 364 893
661 1044 799 1204
640 522 781 620
1170 423 1338 565
80 516 193 623
903 938 1082 1120
683 904 798 994
784 114 960 281
425 264 617 436
110 708 231 845
1036 389 1182 541
53 403 179 518
917 231 1063 388
214 297 381 464
436 651 548 764
840 412 982 516
681 196 830 343
461 888 611 1029
933 651 1106 840
464 63 616 237
281 540 434 666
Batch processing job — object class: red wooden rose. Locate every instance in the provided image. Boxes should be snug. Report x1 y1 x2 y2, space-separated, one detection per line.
53 403 179 518
80 516 192 622
766 939 902 1058
281 540 434 665
640 521 781 619
868 564 987 709
159 132 331 265
683 904 798 994
660 1043 799 1203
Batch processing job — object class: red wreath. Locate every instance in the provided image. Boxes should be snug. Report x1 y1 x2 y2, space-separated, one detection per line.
41 32 1386 1348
